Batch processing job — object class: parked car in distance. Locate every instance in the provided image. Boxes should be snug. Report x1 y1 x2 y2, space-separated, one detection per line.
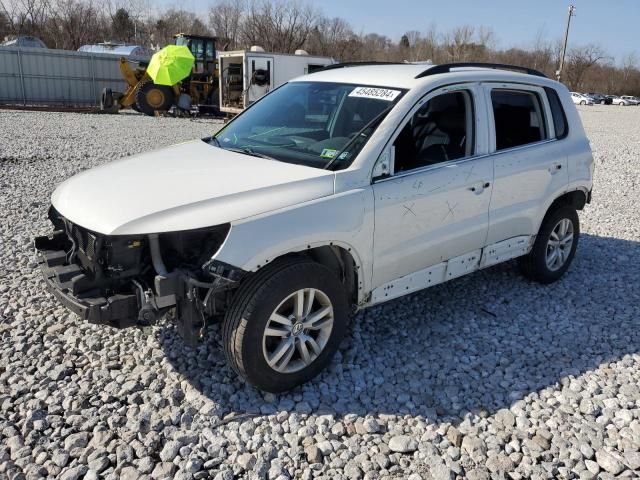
620 95 640 106
1 36 47 48
570 92 594 105
587 92 612 105
35 62 594 392
610 95 634 106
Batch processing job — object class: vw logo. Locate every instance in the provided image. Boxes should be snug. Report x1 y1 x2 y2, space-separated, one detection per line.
291 322 304 336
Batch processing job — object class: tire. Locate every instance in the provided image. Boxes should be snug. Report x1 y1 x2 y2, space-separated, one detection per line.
135 80 175 116
223 258 349 392
100 87 113 110
580 100 586 105
518 205 579 284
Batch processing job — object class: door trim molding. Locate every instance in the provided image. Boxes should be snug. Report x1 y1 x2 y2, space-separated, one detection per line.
367 235 533 306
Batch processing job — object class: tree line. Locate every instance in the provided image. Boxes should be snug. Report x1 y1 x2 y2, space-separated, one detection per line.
2 0 639 95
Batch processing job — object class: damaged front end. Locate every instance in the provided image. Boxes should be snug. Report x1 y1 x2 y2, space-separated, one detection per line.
34 207 243 343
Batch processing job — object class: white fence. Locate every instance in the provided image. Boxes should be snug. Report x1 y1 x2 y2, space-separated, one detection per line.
0 46 130 107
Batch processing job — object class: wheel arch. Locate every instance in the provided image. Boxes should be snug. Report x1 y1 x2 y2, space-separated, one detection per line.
549 189 588 212
212 188 375 305
536 189 588 233
238 241 365 307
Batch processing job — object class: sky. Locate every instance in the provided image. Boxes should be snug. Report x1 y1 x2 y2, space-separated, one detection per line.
167 0 639 63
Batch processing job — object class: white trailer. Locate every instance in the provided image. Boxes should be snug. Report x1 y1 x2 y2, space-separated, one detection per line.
218 47 334 114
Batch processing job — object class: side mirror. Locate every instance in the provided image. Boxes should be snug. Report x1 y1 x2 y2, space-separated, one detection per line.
372 146 395 182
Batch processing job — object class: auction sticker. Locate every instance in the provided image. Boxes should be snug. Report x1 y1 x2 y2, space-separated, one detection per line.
348 86 401 102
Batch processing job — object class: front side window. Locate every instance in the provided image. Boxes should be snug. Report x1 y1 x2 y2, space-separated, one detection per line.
393 91 474 173
213 82 406 170
491 89 547 151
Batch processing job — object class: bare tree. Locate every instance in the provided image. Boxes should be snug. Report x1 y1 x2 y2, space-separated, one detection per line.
209 0 244 50
565 44 607 91
1 0 639 95
442 25 474 62
306 16 359 60
0 0 49 38
241 0 318 53
621 52 638 82
44 0 108 49
151 9 212 47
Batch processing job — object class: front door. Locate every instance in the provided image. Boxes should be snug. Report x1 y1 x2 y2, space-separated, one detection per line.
372 85 493 289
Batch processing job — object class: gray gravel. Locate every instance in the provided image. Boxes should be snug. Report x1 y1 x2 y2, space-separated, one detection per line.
1 106 639 479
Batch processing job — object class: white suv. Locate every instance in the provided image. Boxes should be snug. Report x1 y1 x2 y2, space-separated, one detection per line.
36 62 594 392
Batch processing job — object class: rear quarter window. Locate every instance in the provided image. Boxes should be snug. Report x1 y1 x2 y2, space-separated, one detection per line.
544 87 569 139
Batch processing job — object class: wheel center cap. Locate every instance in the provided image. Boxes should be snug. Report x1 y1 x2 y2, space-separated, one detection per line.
291 322 304 336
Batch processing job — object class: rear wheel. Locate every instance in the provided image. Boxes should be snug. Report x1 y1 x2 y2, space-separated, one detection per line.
222 258 349 392
518 205 579 284
135 80 175 116
100 88 118 114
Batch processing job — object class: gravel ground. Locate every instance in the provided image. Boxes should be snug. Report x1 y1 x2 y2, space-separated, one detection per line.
1 106 639 480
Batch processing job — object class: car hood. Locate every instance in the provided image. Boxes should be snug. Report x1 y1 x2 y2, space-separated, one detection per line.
52 140 335 235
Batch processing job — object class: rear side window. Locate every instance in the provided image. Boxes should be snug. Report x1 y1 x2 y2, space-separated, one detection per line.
544 87 568 139
491 89 547 151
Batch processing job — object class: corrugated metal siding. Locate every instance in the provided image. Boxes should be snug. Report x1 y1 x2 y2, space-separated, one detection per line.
0 46 129 107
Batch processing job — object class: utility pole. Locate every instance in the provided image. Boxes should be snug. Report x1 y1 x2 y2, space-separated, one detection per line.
556 4 576 82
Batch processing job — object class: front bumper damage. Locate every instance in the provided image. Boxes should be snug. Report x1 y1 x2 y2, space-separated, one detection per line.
36 232 139 325
34 208 243 343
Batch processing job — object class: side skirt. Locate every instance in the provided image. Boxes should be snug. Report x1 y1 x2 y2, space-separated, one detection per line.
369 235 533 305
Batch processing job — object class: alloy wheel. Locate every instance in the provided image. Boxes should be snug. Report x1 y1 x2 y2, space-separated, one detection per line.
546 218 574 271
262 288 334 373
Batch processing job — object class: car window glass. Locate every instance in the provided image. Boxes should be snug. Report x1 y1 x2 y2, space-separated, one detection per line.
214 82 405 170
491 89 547 151
206 41 214 59
544 87 568 139
393 91 474 173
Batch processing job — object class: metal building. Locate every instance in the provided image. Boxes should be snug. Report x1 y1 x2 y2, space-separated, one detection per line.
0 46 129 107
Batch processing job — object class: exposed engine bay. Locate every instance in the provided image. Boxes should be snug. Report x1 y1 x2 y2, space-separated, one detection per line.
34 207 243 343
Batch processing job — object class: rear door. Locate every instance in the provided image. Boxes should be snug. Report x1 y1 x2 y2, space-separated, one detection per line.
483 83 568 245
371 84 494 289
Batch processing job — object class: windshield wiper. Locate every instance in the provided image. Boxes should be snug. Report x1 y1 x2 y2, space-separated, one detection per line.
223 146 277 161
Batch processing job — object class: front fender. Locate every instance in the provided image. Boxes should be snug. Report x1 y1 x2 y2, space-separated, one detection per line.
213 189 375 302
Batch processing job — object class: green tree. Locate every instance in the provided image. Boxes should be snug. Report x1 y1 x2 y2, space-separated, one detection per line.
111 7 134 42
399 34 409 49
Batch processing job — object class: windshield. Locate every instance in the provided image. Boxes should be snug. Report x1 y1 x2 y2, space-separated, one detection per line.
213 81 405 170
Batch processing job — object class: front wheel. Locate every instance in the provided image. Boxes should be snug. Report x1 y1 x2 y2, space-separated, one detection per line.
135 80 175 116
518 205 579 284
222 258 349 392
580 100 586 105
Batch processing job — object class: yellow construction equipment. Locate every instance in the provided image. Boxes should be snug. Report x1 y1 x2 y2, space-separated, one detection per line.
100 33 219 116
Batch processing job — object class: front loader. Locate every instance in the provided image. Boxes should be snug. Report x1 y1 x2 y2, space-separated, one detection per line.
100 34 219 116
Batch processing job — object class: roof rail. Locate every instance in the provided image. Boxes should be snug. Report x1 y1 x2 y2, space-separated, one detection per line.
315 61 404 72
415 62 547 79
